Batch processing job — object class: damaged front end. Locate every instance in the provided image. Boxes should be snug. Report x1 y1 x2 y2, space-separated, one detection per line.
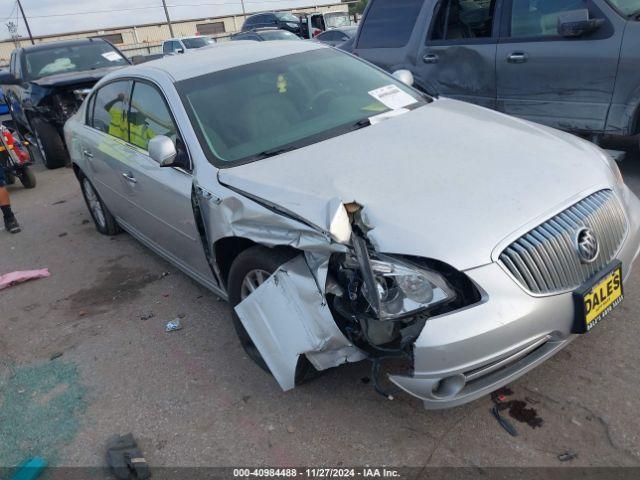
233 200 481 399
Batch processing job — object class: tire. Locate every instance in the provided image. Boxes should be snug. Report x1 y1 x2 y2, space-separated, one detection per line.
18 167 36 189
31 118 68 169
227 245 320 384
79 175 121 236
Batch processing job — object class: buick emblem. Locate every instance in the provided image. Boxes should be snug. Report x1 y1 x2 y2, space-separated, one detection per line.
575 228 599 264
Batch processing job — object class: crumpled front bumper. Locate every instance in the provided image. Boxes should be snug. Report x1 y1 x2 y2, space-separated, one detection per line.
390 185 640 409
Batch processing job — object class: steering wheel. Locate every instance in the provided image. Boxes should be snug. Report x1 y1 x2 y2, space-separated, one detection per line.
308 89 339 113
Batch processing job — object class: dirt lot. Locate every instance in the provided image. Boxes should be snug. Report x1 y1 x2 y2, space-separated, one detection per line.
2 153 640 469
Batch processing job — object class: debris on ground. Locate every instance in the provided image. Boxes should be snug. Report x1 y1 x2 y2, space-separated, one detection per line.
106 433 150 480
286 425 296 434
0 269 51 291
490 386 543 433
49 352 63 361
491 404 518 437
558 451 578 462
140 312 155 321
51 200 66 206
165 319 182 332
10 457 47 480
81 219 90 225
58 232 68 238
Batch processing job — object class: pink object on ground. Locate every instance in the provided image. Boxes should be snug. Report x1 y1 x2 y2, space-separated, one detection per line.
0 269 51 291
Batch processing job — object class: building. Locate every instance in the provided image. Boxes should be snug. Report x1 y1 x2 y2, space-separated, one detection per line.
0 2 350 66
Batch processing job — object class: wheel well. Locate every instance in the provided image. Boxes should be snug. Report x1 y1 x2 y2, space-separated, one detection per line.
213 237 301 288
214 237 258 288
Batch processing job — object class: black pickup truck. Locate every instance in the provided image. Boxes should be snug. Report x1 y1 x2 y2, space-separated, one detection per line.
0 39 130 169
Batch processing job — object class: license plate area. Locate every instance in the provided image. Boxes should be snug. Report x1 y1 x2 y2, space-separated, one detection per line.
572 262 623 334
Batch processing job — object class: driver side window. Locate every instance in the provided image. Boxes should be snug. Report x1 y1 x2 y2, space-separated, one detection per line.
510 0 586 38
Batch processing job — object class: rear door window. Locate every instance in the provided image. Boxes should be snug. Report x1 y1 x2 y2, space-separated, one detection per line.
430 0 497 40
91 80 132 140
358 0 423 48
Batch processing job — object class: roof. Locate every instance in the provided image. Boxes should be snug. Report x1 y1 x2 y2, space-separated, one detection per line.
21 38 107 53
126 40 326 82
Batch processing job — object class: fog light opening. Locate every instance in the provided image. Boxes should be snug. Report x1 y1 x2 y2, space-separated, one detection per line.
432 374 466 399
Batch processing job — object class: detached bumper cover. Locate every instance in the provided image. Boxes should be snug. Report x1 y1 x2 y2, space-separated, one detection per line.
391 185 640 409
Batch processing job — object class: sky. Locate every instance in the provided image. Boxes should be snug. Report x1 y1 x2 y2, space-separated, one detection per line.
0 0 337 40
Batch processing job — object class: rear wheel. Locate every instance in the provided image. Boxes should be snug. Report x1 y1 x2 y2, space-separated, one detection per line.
31 118 68 169
227 245 319 384
18 167 36 189
80 176 121 236
5 171 15 185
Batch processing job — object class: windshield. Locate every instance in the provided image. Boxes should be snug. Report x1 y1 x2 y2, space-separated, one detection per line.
24 43 128 80
259 30 299 40
608 0 640 15
275 12 300 23
182 37 215 49
324 12 352 29
178 48 425 166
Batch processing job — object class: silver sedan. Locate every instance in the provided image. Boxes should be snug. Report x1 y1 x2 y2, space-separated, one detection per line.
64 41 640 409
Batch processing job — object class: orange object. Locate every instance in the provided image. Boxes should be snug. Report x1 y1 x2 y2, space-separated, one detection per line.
2 129 30 164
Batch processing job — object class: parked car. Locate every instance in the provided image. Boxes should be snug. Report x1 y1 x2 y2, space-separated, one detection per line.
0 39 130 169
295 11 354 38
315 26 358 47
65 41 640 409
231 28 300 42
0 87 8 115
347 0 640 144
162 36 216 55
241 11 303 37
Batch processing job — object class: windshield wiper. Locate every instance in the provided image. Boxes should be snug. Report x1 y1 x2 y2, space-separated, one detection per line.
252 146 297 160
350 118 372 130
628 8 640 18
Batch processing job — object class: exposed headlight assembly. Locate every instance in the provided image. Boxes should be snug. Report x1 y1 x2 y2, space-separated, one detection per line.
352 236 455 320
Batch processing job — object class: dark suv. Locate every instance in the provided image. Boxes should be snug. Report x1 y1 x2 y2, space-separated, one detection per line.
0 39 130 168
347 0 640 143
241 12 303 37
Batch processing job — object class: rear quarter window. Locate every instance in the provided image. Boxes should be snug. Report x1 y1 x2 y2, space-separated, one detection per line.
358 0 424 48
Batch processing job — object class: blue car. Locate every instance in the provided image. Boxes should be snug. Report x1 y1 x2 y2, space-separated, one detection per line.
0 87 8 116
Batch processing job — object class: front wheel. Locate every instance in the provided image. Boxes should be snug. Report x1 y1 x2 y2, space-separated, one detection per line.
227 245 320 384
18 167 36 189
80 176 121 236
31 118 68 169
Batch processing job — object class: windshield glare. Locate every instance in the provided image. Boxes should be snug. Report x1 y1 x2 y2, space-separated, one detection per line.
275 12 300 23
183 37 215 49
178 49 425 165
325 13 351 28
608 0 640 15
25 43 128 80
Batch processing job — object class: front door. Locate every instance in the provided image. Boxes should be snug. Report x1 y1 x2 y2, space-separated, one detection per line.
417 0 499 108
496 0 623 132
118 80 214 282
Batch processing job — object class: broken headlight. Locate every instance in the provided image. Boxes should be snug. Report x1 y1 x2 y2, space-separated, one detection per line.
362 256 456 320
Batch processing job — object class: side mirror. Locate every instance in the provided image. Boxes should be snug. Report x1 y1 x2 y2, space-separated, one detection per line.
557 9 603 38
0 69 19 85
176 48 185 54
149 135 178 167
392 69 414 87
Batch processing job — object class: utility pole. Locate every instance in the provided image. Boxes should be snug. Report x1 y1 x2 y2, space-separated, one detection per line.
16 0 35 45
162 0 175 38
239 0 246 16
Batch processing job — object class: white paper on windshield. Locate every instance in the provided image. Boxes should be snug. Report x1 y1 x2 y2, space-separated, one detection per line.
369 108 409 125
102 51 121 62
368 85 416 110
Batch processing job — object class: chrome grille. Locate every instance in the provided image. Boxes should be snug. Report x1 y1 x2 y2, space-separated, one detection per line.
499 190 627 295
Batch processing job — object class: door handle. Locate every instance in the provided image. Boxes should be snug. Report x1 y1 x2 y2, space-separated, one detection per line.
507 52 528 64
82 150 94 158
122 172 137 184
422 53 439 64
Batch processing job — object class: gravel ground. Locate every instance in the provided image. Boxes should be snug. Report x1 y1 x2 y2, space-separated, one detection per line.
1 151 640 469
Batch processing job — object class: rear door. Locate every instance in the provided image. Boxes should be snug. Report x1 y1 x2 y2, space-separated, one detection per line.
118 80 214 281
83 79 134 220
417 0 500 108
496 0 622 132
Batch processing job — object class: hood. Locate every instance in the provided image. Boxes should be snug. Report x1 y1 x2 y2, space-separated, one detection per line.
218 98 616 271
31 65 124 88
